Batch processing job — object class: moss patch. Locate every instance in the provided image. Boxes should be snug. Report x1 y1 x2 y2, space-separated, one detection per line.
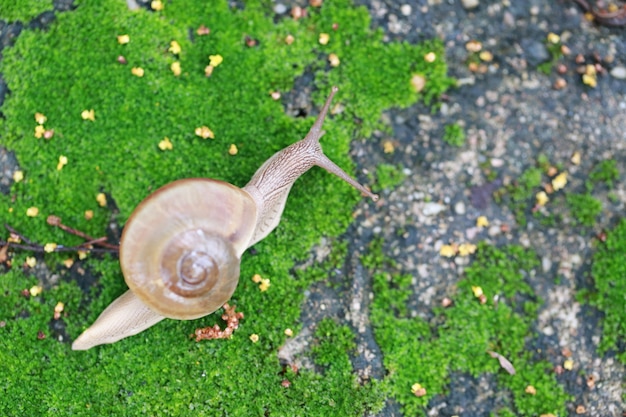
0 0 453 414
371 163 406 192
498 166 542 227
588 219 626 364
565 193 602 227
0 0 54 22
369 242 570 416
442 122 466 147
495 156 618 229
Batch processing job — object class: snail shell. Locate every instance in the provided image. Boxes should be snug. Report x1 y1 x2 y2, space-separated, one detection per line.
119 178 257 320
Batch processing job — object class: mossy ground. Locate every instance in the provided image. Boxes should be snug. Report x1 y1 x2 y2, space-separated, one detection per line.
2 1 622 416
0 0 450 415
366 240 571 416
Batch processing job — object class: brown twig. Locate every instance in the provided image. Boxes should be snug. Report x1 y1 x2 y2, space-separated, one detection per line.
4 224 34 244
46 215 119 250
1 223 119 256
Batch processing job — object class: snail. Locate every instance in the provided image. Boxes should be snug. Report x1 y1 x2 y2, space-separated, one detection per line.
71 86 378 350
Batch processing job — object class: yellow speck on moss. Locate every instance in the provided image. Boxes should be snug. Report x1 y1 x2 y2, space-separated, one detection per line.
171 61 181 76
35 125 46 138
551 172 567 191
458 243 476 256
382 140 395 154
34 112 47 124
131 67 145 77
471 286 483 298
525 385 537 395
54 302 65 314
439 244 456 258
26 207 39 217
250 334 259 343
411 74 426 93
476 215 489 227
465 40 482 52
117 34 130 44
582 73 597 88
259 278 270 292
151 0 163 11
424 52 436 62
30 285 43 296
328 53 340 67
252 273 262 283
169 40 181 55
25 257 37 268
195 126 214 139
536 191 549 206
81 109 95 121
208 54 223 67
284 328 293 337
547 32 560 44
411 383 426 397
84 210 94 220
158 137 173 151
96 193 107 207
57 155 68 171
13 170 24 182
78 250 88 260
228 144 238 155
563 359 574 370
319 33 330 45
44 243 58 253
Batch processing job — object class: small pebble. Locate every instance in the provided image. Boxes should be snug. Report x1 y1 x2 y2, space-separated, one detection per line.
422 202 446 216
542 256 552 273
461 0 479 9
454 201 466 215
610 66 626 80
274 3 287 14
401 4 412 15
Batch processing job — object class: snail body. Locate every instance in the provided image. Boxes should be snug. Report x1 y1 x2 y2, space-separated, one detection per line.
72 87 377 350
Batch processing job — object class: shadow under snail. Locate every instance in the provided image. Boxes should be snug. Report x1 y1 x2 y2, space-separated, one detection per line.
72 86 378 350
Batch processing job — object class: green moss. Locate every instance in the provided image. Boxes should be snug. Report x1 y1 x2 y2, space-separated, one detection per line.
0 0 54 22
372 163 406 191
501 166 542 226
0 0 454 414
566 193 602 226
369 243 570 416
589 219 626 363
442 122 466 147
588 159 619 190
361 237 395 270
537 36 563 75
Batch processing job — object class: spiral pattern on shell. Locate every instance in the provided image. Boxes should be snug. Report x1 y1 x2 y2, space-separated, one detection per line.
120 178 257 320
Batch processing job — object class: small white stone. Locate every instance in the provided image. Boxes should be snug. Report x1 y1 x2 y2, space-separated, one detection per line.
461 0 479 9
274 3 287 14
400 4 412 16
542 256 552 273
454 201 466 215
610 66 626 80
422 202 446 216
487 225 501 237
